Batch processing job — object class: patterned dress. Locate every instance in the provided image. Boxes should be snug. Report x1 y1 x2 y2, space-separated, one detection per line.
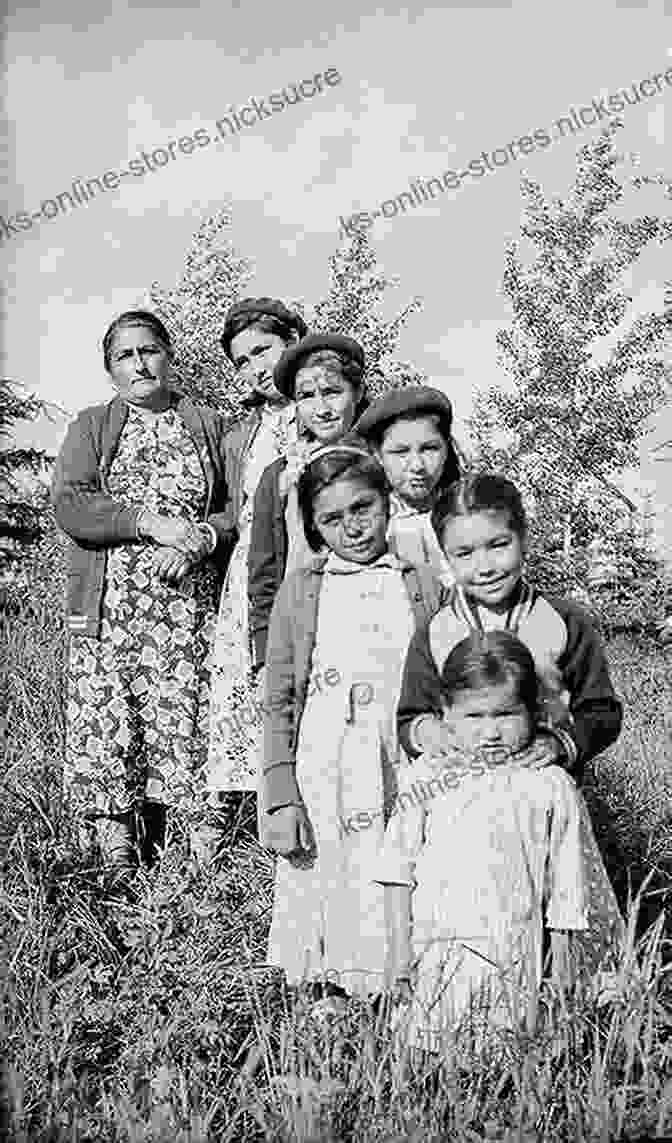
64 407 219 819
206 405 297 795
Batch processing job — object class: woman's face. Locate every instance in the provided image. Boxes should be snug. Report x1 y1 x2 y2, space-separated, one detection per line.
377 414 448 509
313 476 388 564
229 327 293 405
295 366 359 444
107 324 172 408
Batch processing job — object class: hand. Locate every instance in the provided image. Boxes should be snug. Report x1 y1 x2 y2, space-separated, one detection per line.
152 547 192 585
139 512 209 558
414 716 470 767
512 731 564 771
264 804 314 858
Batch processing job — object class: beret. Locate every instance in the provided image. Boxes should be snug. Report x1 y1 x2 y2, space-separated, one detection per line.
354 386 453 439
273 333 366 398
220 297 308 358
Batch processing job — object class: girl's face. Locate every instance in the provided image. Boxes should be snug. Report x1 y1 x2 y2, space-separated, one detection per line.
439 510 525 613
443 678 533 758
313 476 388 564
107 324 172 407
229 326 292 405
377 414 448 509
294 366 359 443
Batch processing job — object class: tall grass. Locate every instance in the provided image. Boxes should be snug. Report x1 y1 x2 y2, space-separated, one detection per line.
1 585 671 1142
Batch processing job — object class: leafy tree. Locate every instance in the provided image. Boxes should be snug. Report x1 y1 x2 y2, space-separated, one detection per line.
147 205 426 419
0 379 52 578
468 124 672 614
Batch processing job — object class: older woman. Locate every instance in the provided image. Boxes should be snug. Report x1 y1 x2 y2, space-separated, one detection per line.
205 298 307 813
52 309 234 881
247 333 368 674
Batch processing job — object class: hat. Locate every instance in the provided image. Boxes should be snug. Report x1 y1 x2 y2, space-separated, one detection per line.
220 297 308 359
273 333 366 398
354 386 453 440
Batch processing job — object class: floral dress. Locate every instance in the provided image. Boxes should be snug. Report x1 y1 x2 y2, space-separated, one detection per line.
206 405 297 795
64 407 219 820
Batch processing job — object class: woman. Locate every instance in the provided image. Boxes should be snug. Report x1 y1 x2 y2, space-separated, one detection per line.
354 386 461 584
248 332 368 673
205 298 307 817
52 310 234 880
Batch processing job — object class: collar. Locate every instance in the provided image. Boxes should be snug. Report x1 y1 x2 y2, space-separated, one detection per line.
452 578 536 633
324 548 401 574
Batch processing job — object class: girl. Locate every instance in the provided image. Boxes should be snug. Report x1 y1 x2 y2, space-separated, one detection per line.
248 333 368 674
397 473 623 783
206 297 306 820
355 386 461 584
377 630 623 1050
261 445 448 1008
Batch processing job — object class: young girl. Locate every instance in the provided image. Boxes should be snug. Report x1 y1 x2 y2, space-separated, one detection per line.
248 333 369 674
355 386 461 585
377 630 622 1050
397 473 623 783
206 298 306 821
261 445 448 1007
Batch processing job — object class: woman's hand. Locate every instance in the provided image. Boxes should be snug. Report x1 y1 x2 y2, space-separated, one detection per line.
138 512 209 558
413 715 470 767
152 547 192 584
264 804 314 857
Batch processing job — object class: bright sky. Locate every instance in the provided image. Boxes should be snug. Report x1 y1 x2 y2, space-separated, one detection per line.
2 0 670 459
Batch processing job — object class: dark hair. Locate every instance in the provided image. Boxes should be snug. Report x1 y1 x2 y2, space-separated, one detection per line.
295 348 365 392
220 300 307 360
431 472 527 542
441 630 539 720
103 310 172 372
297 435 388 552
376 409 460 497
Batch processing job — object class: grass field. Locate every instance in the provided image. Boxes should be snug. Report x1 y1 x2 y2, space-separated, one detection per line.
1 593 671 1142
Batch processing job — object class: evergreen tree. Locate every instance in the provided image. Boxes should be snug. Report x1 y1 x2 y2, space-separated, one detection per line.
147 205 426 419
0 380 52 577
468 125 671 610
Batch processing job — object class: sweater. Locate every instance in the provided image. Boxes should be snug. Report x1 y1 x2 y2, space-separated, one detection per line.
51 394 236 636
262 556 450 811
397 584 623 783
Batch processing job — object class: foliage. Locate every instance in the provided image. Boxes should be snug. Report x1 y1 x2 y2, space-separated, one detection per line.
0 379 52 579
2 581 672 1141
468 125 672 616
147 206 426 419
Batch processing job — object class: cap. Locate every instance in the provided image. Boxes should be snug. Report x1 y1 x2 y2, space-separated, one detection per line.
220 297 308 359
354 386 453 439
273 333 366 398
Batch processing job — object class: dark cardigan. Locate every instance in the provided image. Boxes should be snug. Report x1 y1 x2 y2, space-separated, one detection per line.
52 394 236 636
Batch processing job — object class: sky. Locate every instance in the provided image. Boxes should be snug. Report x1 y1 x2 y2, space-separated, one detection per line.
2 0 671 480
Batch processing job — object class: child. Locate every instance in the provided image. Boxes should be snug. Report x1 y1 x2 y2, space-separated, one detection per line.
377 630 622 1050
261 444 449 1007
248 333 369 674
355 386 461 585
397 473 623 784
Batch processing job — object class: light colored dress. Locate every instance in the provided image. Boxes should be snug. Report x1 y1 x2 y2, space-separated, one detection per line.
375 757 622 1049
207 405 296 794
266 551 415 997
387 494 454 587
65 406 219 818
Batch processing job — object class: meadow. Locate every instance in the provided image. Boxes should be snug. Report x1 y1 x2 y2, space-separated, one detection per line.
1 574 671 1142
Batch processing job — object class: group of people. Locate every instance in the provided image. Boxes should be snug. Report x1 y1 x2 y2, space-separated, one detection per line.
53 297 625 1049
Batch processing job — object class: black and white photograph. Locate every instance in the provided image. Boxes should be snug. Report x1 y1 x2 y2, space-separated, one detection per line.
1 1 671 1138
